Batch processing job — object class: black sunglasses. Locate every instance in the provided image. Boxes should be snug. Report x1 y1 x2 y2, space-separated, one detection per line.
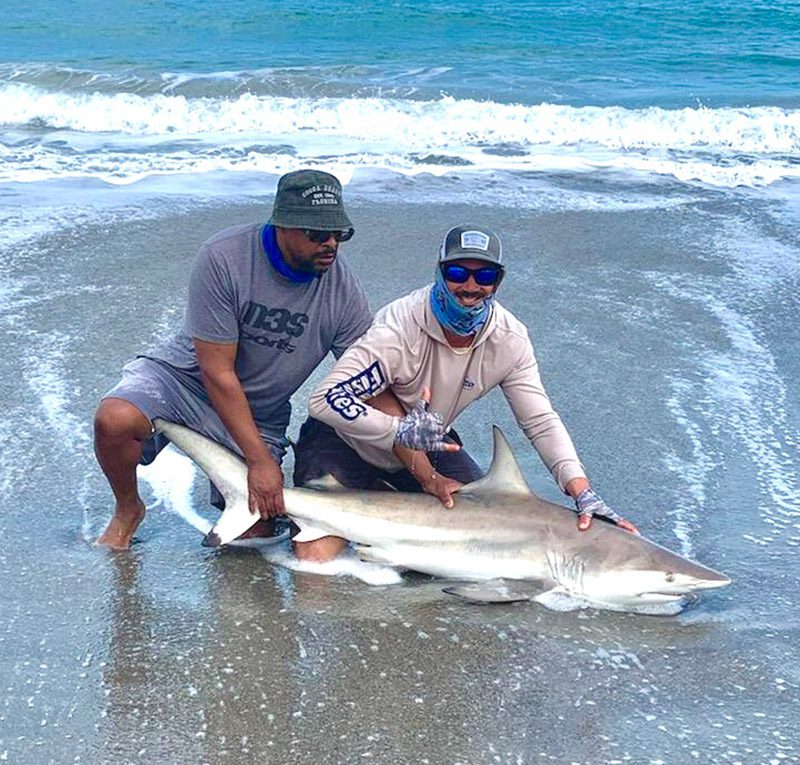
440 263 504 286
303 228 354 244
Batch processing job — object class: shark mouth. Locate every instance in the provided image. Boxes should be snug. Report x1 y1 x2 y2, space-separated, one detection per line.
639 592 697 604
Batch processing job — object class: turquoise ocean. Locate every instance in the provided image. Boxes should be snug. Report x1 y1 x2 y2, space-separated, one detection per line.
1 0 799 191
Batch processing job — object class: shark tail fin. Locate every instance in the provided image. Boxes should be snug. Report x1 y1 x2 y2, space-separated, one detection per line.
153 419 256 546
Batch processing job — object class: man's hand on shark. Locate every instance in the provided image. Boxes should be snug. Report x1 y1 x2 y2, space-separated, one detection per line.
575 488 639 535
247 458 286 519
394 387 460 452
419 471 463 509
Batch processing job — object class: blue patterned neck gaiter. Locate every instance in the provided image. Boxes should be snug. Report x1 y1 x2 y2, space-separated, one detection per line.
429 270 493 337
262 224 316 283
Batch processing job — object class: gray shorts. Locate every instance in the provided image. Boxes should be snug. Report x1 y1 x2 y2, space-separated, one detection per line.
103 356 287 467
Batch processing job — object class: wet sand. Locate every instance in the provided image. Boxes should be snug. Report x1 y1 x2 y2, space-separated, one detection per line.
1 188 798 764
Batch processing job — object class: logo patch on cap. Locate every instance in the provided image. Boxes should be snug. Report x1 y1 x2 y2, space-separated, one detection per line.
461 231 490 251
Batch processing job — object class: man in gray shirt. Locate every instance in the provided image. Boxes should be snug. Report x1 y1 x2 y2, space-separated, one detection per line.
95 170 372 550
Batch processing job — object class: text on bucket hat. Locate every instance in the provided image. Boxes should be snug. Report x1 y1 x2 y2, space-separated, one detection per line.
268 169 353 231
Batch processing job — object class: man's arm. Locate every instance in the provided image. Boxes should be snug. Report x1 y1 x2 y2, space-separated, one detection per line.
501 341 638 533
194 339 285 519
500 341 586 487
308 325 402 451
330 272 372 359
367 389 461 508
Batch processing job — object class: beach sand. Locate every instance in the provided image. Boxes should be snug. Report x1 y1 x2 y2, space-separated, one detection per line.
1 190 797 764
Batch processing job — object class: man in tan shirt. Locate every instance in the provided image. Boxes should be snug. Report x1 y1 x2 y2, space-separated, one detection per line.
295 225 638 561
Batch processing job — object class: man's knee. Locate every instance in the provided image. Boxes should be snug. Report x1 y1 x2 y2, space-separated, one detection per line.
94 398 152 443
293 536 348 563
293 418 381 489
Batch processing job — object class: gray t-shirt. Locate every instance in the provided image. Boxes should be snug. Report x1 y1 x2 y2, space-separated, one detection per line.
145 223 372 440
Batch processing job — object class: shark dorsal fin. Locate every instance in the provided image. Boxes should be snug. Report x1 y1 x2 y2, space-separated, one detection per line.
303 474 348 492
459 426 532 497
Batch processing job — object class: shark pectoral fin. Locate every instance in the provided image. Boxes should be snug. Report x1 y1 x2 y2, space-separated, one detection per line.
443 578 554 604
291 522 332 543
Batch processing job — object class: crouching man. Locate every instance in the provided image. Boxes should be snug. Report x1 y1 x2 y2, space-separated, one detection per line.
94 170 371 549
293 225 637 562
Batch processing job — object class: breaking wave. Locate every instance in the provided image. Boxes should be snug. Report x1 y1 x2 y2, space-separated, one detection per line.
2 76 799 188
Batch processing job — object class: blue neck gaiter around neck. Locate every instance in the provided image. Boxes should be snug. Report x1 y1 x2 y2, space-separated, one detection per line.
430 269 494 337
262 224 316 283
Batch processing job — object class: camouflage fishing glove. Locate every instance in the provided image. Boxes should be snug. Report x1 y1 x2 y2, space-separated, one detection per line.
574 488 623 524
394 398 451 451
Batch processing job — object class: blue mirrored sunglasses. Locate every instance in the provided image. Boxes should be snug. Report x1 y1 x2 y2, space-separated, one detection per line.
440 263 504 286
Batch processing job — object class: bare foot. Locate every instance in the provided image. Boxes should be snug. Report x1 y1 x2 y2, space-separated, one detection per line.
96 501 146 550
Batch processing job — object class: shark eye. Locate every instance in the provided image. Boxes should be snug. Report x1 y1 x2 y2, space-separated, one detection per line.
665 572 675 582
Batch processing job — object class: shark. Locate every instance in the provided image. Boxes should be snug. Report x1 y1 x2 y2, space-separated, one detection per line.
154 419 731 614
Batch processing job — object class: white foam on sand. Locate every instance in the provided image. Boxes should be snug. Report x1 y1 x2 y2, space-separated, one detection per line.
703 299 800 540
661 378 719 559
28 354 87 447
640 273 719 558
678 290 797 546
708 218 800 545
15 333 96 536
651 217 800 552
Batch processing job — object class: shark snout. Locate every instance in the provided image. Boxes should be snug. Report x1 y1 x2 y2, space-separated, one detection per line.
646 570 731 596
686 573 731 591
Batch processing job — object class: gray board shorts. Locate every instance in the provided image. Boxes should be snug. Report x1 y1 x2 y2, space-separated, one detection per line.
103 356 288 468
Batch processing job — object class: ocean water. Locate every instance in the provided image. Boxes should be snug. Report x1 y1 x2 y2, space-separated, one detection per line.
1 0 799 189
1 2 799 764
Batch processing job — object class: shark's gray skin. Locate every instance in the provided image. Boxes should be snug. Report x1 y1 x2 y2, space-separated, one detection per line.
154 419 730 614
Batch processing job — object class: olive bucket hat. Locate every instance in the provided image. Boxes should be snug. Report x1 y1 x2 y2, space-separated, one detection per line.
268 169 353 231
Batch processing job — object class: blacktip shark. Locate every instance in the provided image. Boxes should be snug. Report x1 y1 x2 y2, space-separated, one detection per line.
154 419 730 615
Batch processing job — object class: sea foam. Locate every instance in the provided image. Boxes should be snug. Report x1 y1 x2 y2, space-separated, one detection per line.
2 82 799 188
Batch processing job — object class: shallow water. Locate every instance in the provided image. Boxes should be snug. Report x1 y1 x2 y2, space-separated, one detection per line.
1 174 798 763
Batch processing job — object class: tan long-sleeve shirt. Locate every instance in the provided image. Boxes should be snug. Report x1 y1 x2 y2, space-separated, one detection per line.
308 285 586 491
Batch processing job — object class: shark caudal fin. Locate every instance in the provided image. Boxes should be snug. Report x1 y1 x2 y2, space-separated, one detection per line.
458 426 533 498
152 419 255 547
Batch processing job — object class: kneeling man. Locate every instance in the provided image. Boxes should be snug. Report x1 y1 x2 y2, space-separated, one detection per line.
296 225 637 561
94 170 371 549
